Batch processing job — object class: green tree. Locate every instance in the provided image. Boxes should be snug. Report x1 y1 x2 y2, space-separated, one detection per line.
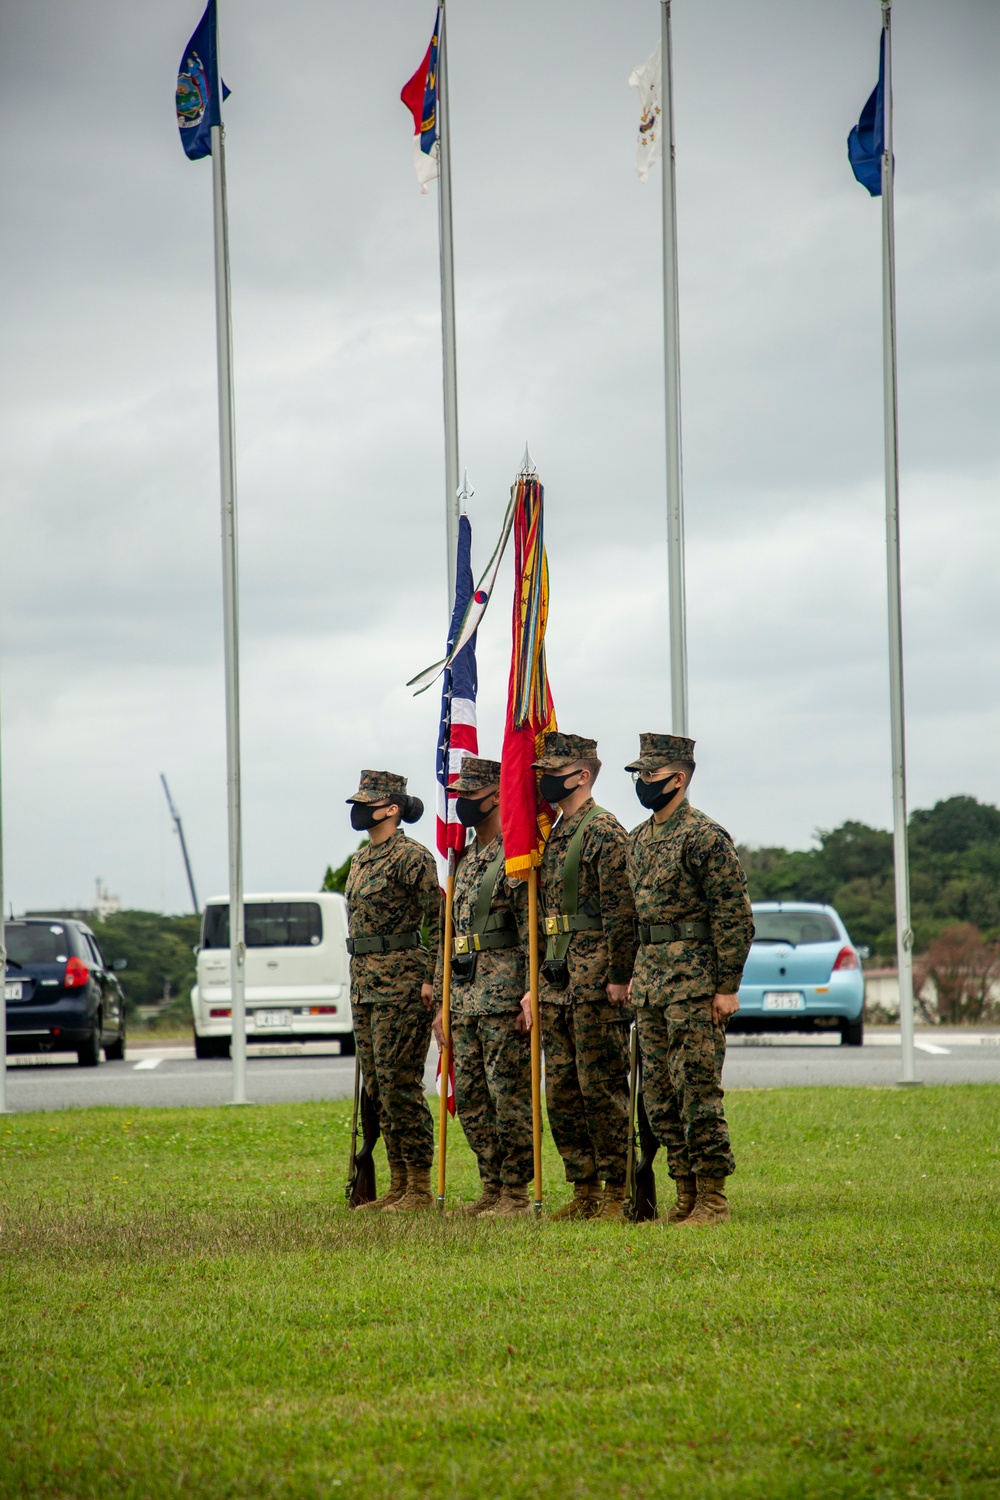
90 910 200 1015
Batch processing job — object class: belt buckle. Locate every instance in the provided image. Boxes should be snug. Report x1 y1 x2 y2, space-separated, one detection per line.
454 935 470 956
544 916 565 936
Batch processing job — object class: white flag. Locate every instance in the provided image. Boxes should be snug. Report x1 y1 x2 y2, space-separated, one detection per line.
628 41 662 183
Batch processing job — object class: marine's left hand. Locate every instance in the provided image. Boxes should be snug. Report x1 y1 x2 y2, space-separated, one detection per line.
421 983 434 1012
606 983 629 1007
711 992 740 1026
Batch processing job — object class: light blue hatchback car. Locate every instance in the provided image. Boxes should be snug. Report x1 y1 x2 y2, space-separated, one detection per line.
732 902 865 1046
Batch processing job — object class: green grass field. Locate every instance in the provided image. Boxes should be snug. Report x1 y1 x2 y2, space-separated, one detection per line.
2 1087 998 1499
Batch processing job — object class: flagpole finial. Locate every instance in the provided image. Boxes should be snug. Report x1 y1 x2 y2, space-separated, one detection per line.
519 444 536 476
458 469 473 512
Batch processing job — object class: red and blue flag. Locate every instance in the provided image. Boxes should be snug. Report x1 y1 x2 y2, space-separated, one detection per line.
401 8 442 190
435 514 478 881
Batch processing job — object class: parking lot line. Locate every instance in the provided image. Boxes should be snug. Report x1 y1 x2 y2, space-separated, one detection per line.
915 1041 951 1056
132 1057 163 1071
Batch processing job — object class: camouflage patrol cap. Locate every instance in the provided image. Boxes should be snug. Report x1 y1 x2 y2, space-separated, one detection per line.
532 732 598 770
625 733 696 773
448 756 502 794
346 769 408 805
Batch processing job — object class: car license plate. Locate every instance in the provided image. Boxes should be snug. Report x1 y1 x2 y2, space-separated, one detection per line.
253 1010 293 1029
4 981 22 1001
763 992 804 1011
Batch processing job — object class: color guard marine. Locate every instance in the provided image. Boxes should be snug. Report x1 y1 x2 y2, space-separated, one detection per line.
431 757 534 1218
344 770 441 1213
625 734 754 1226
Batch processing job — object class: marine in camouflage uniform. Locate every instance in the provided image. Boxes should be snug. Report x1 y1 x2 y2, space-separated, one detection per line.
533 733 638 1220
625 733 754 1226
345 770 441 1211
431 757 533 1217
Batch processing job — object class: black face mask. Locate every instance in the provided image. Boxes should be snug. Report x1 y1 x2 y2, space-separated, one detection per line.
635 776 680 813
455 795 496 828
350 802 388 832
539 772 580 806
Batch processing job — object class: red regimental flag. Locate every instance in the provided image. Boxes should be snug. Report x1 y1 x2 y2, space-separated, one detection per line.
500 470 557 877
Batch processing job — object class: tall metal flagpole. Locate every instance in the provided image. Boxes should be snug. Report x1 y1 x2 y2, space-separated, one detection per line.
436 0 461 606
879 1 917 1086
209 66 247 1104
660 0 688 736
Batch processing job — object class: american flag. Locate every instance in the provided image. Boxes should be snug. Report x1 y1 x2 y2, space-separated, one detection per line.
435 514 479 883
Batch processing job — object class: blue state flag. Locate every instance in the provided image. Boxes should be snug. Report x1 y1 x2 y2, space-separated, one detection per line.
847 31 886 197
176 1 230 160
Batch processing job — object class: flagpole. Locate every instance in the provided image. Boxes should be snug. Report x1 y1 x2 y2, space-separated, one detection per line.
209 97 247 1105
528 868 543 1216
660 0 688 736
436 852 456 1209
879 1 917 1086
436 0 461 606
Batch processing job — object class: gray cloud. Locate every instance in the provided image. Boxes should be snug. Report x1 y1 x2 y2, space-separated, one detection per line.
0 0 996 913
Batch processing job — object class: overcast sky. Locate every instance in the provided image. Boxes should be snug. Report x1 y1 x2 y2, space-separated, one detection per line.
0 0 997 915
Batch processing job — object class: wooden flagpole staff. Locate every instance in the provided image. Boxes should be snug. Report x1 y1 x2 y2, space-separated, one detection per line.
527 868 543 1216
437 851 456 1209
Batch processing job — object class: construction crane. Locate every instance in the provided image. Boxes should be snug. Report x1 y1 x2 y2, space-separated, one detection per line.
160 775 200 916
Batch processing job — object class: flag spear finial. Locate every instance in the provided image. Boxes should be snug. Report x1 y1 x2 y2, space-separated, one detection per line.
457 469 473 512
519 443 536 476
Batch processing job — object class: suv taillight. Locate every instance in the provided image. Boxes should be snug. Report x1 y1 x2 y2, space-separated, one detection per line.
832 946 859 972
64 956 90 988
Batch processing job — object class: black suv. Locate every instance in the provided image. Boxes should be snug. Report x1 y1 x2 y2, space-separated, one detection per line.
4 918 126 1066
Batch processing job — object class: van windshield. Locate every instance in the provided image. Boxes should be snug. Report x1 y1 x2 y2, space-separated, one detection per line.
202 902 323 950
752 911 838 945
5 923 70 965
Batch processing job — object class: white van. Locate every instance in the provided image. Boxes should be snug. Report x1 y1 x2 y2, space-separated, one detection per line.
190 892 352 1059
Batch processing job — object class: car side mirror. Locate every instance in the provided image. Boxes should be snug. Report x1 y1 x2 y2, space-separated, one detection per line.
856 945 871 961
112 958 128 971
192 945 201 957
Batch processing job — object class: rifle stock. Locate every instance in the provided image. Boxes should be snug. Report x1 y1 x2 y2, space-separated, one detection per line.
626 1023 659 1222
346 1049 380 1207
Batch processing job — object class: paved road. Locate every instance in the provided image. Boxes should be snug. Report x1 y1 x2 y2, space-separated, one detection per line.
5 1031 1000 1112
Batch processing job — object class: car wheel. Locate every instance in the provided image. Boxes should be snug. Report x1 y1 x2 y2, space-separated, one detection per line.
77 1020 102 1067
339 1033 356 1057
194 1034 229 1060
104 1017 126 1062
840 1017 864 1047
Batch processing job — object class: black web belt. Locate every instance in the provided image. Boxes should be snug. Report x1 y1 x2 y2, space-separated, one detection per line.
543 913 602 937
347 931 421 956
637 919 712 944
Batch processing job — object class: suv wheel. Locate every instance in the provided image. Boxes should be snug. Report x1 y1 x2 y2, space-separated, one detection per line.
840 1017 864 1047
104 1016 126 1062
194 1034 229 1060
77 1019 103 1067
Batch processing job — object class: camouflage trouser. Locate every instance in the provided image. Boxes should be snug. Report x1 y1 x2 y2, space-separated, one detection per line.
541 1001 630 1183
452 1013 534 1187
636 996 735 1180
352 996 434 1168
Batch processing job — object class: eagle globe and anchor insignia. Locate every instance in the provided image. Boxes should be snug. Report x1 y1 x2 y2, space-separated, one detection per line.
176 50 209 131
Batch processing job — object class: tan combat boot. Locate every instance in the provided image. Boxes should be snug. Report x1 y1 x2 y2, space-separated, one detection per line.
480 1185 533 1219
353 1160 407 1213
595 1182 628 1222
660 1175 697 1225
448 1182 502 1217
384 1164 434 1213
681 1176 730 1227
549 1178 601 1221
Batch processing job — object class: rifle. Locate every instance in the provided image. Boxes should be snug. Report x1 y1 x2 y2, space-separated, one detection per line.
345 1051 380 1207
625 1023 659 1221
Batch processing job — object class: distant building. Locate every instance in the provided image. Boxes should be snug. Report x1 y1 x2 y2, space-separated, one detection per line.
24 878 121 927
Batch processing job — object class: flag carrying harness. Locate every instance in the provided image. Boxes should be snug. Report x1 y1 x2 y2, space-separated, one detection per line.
541 806 605 986
451 848 518 982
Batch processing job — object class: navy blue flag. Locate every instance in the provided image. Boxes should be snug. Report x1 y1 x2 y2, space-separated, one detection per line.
848 31 886 197
176 1 230 160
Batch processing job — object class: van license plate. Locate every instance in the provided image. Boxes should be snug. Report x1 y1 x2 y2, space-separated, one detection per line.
763 992 804 1011
254 1010 293 1029
4 982 22 1001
